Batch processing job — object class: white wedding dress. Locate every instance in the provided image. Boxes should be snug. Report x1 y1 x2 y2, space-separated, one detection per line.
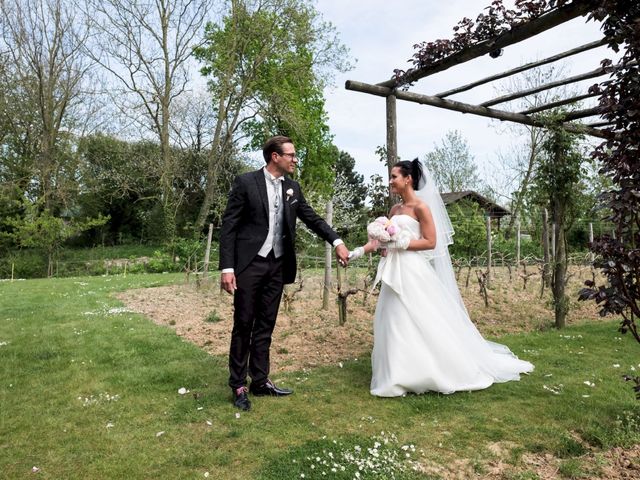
370 214 534 397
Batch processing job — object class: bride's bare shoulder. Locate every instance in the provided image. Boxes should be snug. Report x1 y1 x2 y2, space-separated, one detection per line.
414 201 433 220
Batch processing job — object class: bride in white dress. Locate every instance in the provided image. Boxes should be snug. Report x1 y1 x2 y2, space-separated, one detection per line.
350 159 534 397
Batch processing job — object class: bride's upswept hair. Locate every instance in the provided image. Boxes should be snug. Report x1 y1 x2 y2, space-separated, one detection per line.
394 158 424 190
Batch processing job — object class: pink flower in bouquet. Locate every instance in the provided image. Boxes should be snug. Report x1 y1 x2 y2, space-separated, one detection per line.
367 216 398 242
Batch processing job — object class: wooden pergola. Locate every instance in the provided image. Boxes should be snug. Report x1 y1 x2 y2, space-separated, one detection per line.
344 1 622 329
345 1 615 171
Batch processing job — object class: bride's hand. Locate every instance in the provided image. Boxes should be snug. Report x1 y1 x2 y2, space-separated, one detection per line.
364 238 380 252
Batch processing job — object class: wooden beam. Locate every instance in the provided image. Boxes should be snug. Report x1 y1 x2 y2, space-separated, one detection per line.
345 79 610 139
436 39 607 98
560 105 608 122
480 65 610 107
378 2 594 88
586 120 615 128
518 92 599 115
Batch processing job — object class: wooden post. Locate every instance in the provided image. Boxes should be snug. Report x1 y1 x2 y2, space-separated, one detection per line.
203 223 214 280
516 221 521 267
486 215 492 286
323 201 333 311
386 94 397 208
589 222 594 262
542 208 550 287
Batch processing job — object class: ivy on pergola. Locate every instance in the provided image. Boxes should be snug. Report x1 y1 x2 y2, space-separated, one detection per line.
345 0 616 167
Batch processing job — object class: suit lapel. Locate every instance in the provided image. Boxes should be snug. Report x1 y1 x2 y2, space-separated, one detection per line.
283 178 294 227
253 169 269 217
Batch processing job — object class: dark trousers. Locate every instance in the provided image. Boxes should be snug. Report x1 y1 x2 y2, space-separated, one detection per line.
228 251 284 389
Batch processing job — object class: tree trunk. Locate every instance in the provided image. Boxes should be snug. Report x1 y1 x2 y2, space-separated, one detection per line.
552 207 568 329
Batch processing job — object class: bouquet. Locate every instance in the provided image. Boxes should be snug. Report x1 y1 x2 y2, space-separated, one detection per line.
367 216 398 242
349 216 412 261
367 216 412 250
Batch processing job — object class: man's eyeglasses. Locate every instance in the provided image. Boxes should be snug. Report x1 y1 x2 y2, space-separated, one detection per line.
279 152 298 160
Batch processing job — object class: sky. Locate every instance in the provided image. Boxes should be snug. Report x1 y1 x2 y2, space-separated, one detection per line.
313 0 610 198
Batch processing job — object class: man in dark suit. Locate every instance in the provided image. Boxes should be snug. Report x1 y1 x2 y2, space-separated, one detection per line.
219 135 350 410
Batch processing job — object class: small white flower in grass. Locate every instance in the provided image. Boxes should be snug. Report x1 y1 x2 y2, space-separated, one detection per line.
156 431 165 437
178 387 188 395
106 422 114 429
613 364 621 368
32 466 40 473
338 362 343 368
235 412 240 419
206 420 212 426
204 472 209 478
197 407 203 411
300 474 305 478
584 381 595 387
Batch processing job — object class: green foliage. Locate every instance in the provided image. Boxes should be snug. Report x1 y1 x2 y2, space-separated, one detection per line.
146 250 177 273
367 174 389 219
447 200 487 258
205 311 221 323
7 200 109 276
195 0 350 201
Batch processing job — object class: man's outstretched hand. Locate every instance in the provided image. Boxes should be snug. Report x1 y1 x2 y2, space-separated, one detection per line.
336 243 350 267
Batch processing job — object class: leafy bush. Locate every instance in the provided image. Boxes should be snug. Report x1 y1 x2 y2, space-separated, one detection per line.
146 250 176 273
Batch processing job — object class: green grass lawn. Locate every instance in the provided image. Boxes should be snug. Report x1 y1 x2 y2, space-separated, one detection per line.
1 274 639 479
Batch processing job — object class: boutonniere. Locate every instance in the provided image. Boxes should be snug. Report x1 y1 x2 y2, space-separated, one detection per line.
286 188 294 201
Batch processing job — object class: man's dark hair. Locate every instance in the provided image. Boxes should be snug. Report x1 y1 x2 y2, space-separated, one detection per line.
262 135 293 164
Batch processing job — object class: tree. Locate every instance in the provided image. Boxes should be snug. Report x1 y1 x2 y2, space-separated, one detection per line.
335 151 367 211
531 119 586 328
423 130 483 193
490 63 578 237
0 0 92 211
8 200 108 277
83 0 212 242
76 134 162 244
193 0 350 229
447 200 487 259
367 174 389 219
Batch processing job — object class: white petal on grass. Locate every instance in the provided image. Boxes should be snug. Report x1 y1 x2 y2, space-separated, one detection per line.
156 431 165 437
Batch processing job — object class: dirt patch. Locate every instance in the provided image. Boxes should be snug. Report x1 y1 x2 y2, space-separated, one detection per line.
114 265 601 374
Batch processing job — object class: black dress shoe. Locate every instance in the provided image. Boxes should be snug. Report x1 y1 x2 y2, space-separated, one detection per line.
249 379 293 397
232 386 251 411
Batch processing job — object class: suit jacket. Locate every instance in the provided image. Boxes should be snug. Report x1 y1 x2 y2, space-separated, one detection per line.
218 169 339 284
